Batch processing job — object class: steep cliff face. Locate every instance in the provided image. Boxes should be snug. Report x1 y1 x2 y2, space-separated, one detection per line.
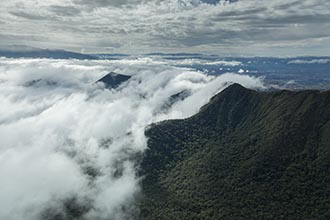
140 84 330 220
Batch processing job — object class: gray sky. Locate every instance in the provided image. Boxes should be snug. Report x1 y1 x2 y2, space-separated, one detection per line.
1 0 330 56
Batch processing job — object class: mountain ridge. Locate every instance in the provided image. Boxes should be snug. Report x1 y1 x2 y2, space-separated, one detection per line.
139 83 330 220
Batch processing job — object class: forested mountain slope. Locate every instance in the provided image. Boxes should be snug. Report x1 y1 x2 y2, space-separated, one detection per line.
140 84 330 220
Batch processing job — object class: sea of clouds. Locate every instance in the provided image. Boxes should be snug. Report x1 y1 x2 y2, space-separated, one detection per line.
0 57 264 220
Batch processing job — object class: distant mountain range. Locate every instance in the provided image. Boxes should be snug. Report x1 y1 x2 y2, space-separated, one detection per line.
1 45 329 63
0 45 96 59
140 84 330 219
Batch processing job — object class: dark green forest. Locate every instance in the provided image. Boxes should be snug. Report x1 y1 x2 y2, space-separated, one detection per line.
139 84 330 220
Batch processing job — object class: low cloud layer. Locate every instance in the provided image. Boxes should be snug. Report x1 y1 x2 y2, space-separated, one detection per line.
0 57 264 219
0 0 329 55
288 59 330 64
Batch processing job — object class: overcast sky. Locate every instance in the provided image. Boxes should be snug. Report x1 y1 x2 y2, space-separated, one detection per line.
0 0 330 56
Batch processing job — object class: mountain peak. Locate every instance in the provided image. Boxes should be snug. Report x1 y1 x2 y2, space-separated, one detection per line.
96 72 131 89
226 82 245 89
221 83 255 94
204 83 256 116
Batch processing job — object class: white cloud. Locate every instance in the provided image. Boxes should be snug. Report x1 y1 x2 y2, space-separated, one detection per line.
0 0 330 55
288 59 330 64
0 57 264 219
161 58 242 66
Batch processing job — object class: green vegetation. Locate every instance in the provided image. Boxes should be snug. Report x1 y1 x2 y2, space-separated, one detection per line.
139 84 330 220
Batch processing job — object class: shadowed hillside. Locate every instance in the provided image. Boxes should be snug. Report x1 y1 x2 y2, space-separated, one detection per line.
139 84 330 220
